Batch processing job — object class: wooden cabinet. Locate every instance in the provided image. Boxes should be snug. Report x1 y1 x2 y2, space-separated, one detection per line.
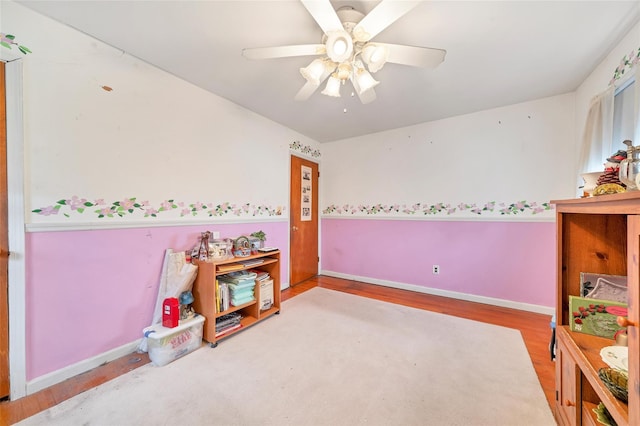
556 332 579 425
192 250 281 347
553 193 640 426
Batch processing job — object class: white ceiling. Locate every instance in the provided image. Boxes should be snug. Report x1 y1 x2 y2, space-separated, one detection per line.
16 0 640 142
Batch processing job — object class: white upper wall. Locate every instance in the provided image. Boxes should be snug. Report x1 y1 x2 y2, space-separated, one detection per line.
5 1 639 224
321 93 574 219
2 1 321 226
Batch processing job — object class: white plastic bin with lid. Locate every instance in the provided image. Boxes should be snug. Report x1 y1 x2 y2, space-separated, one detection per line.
143 314 205 366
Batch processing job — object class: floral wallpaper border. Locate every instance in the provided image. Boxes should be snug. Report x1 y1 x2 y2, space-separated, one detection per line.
32 196 284 218
0 33 31 55
290 140 321 158
32 197 552 219
610 46 639 85
323 201 553 216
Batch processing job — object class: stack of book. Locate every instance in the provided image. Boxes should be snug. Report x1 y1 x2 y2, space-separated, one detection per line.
215 280 230 313
249 269 270 282
219 271 257 306
215 312 242 337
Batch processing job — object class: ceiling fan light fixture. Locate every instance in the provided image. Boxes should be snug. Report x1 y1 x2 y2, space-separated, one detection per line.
321 74 342 97
354 66 379 95
351 26 370 43
300 58 327 86
325 30 353 63
336 62 352 80
361 44 389 73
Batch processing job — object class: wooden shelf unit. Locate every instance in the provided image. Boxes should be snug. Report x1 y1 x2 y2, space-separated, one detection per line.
553 193 640 426
192 250 281 347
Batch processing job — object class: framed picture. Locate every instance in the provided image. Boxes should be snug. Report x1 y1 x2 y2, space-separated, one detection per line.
579 272 627 303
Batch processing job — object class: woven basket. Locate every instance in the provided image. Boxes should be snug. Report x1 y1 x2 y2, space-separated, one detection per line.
598 367 628 403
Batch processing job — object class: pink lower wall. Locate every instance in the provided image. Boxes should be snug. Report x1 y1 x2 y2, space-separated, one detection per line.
321 219 556 308
25 222 288 380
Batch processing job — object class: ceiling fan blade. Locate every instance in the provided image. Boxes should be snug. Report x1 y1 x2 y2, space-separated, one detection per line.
377 43 446 69
353 0 421 42
356 87 376 104
300 0 344 34
294 67 332 101
295 82 321 101
242 44 325 60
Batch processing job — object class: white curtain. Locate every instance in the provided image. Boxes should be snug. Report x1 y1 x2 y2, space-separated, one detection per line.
635 66 640 143
578 86 615 174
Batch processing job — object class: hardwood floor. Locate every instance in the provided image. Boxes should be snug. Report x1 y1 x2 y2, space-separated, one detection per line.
0 275 556 425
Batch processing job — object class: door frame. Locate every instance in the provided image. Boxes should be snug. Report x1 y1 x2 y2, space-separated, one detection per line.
288 153 320 287
3 58 27 400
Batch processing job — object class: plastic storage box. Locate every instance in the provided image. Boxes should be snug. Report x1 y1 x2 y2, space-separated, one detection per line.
143 314 205 366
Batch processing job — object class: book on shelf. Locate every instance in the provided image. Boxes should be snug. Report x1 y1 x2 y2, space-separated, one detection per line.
238 258 265 267
248 269 270 281
219 270 257 283
216 263 245 273
215 312 242 337
217 282 230 312
216 311 241 327
215 323 242 337
215 279 220 313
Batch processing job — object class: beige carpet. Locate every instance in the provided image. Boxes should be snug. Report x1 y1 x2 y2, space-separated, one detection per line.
18 288 555 426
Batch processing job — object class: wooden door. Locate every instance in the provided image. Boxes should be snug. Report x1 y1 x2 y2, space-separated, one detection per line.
289 155 318 285
0 61 9 399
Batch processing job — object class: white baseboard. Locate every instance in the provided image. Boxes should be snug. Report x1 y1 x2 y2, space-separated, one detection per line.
26 339 143 395
320 270 555 316
24 274 551 397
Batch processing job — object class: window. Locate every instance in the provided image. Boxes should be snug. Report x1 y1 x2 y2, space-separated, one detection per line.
612 77 636 150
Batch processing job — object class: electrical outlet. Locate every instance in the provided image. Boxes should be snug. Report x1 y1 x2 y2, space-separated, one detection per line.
432 265 440 275
212 231 220 239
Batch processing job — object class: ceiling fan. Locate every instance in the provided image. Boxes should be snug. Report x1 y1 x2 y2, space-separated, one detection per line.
242 0 446 104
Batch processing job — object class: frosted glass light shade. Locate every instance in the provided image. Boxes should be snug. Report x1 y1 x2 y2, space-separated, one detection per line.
300 59 326 86
321 74 341 97
336 62 352 80
355 67 379 94
361 44 389 73
325 31 353 63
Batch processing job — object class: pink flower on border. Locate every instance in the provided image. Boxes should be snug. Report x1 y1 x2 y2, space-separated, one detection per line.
67 197 87 211
40 205 59 216
120 198 135 210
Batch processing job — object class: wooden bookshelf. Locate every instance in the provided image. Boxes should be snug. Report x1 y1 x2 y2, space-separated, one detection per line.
192 250 281 347
553 193 639 426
